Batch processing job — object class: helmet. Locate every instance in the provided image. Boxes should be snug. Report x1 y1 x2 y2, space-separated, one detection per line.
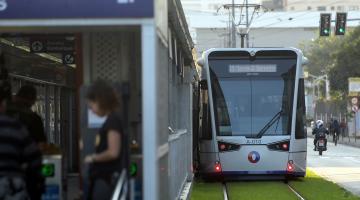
316 120 324 128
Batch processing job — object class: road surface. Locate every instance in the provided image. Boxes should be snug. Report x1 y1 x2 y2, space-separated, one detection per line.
307 138 360 196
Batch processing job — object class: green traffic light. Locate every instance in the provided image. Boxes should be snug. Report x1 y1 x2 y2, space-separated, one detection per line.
339 28 344 33
324 29 329 34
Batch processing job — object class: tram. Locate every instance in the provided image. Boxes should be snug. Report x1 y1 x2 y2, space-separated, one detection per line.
194 48 307 179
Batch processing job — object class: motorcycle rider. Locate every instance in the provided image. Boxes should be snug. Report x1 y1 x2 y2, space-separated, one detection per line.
312 120 329 150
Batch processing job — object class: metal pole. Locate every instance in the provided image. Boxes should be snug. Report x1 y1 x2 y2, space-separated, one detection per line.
340 113 343 141
232 0 236 47
245 0 249 47
313 81 316 119
348 115 350 142
240 34 245 48
355 112 357 142
141 23 158 200
228 13 231 47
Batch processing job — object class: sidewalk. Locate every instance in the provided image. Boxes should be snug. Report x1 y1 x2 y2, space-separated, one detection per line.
307 128 360 148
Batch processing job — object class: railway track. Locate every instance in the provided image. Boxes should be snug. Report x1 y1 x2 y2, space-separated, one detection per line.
222 181 306 200
222 182 229 200
287 183 306 200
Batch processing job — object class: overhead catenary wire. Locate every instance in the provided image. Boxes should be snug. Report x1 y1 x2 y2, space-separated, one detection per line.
253 0 350 29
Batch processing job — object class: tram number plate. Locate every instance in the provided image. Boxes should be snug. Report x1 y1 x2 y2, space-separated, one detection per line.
246 139 261 145
319 141 324 147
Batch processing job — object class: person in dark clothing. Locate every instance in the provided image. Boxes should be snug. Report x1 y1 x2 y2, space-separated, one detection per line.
332 119 340 142
84 80 126 200
0 68 44 199
312 120 329 150
340 119 347 137
7 85 47 146
328 118 334 136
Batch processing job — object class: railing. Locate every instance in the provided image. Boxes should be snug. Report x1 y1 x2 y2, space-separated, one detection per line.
168 128 192 200
111 169 128 200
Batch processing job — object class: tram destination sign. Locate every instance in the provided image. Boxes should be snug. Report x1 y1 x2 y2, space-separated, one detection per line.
229 64 277 73
0 0 153 19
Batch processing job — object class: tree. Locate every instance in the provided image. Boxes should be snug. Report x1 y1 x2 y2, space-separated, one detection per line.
300 36 342 76
301 27 360 116
329 26 360 93
302 26 360 96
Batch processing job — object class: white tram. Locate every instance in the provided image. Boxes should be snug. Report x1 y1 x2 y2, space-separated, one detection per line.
195 48 307 179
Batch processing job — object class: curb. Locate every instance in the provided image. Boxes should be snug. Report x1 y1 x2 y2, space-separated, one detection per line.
179 180 193 200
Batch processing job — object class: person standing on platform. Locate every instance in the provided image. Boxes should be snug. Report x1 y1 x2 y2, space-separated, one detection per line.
340 119 347 137
0 67 44 200
7 85 47 148
84 80 127 200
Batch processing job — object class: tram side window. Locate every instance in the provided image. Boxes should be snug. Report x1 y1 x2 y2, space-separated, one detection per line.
295 79 306 139
200 80 212 140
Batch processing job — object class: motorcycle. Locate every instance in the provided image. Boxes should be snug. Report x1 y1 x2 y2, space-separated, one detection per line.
315 132 327 156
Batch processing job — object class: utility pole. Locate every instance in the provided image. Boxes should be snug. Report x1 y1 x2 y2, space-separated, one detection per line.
245 0 249 47
220 3 260 48
231 0 236 47
240 34 246 48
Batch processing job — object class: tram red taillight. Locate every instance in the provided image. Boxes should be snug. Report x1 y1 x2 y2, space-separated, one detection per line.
214 162 222 172
220 144 226 151
287 160 295 173
282 143 288 150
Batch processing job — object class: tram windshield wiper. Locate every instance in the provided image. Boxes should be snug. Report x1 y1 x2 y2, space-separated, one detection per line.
255 110 283 138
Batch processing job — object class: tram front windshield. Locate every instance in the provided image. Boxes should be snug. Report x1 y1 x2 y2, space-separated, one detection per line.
209 54 297 137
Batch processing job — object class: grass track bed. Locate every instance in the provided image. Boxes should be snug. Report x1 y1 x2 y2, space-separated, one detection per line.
191 170 360 200
190 182 223 200
289 170 360 200
227 181 297 200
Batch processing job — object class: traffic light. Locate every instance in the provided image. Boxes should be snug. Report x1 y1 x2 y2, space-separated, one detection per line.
335 12 347 35
320 13 331 36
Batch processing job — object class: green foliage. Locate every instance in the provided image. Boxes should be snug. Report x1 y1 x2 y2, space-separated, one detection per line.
330 27 360 92
302 26 360 101
301 36 342 76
